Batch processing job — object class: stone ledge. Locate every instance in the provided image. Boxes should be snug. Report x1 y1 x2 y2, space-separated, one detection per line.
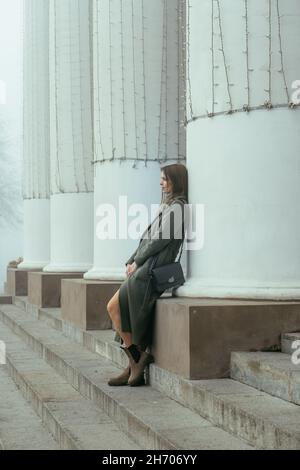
152 297 300 379
28 272 85 308
6 268 41 297
61 279 121 330
0 295 12 305
14 298 300 379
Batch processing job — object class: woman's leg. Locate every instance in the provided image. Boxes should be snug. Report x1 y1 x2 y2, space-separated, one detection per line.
107 289 154 387
107 289 133 348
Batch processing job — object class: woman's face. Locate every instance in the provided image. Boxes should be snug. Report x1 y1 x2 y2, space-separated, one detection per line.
160 172 173 194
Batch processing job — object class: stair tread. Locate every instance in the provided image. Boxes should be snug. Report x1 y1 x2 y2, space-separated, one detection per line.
38 305 300 413
232 351 300 370
0 319 139 450
41 308 62 319
0 303 254 450
0 365 59 450
231 351 300 407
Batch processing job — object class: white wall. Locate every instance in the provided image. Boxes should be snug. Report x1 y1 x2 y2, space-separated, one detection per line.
0 0 23 292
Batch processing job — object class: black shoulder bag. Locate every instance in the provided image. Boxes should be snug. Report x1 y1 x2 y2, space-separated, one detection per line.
149 221 185 294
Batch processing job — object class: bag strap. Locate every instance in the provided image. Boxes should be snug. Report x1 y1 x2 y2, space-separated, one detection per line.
149 201 186 273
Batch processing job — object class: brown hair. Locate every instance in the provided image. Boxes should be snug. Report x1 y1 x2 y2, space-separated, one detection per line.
160 163 188 204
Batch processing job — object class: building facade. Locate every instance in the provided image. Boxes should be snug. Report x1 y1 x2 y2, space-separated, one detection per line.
19 0 300 299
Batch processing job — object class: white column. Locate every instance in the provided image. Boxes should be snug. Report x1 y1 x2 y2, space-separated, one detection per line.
19 0 50 270
85 0 185 280
178 0 300 299
44 0 94 272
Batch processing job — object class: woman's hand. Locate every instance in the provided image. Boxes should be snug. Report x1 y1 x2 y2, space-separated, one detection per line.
126 262 137 277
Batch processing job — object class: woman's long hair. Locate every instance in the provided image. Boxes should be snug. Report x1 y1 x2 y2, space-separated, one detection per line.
160 163 188 205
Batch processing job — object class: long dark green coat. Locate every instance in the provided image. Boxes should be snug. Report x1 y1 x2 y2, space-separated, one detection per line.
118 196 186 348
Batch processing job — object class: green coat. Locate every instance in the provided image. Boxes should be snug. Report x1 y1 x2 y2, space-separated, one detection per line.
118 196 186 348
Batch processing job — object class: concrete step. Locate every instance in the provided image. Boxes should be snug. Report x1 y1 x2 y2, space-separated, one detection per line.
11 298 300 449
0 364 59 450
281 332 300 355
231 351 300 406
0 304 254 450
0 321 139 450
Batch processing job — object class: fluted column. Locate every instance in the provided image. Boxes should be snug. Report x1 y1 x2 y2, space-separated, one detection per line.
85 0 186 280
18 0 51 270
178 0 300 299
44 0 94 272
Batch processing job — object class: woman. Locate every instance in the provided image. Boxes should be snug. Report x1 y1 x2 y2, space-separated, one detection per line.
106 163 188 387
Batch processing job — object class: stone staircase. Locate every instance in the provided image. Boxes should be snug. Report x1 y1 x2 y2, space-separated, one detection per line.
0 364 59 450
0 295 300 449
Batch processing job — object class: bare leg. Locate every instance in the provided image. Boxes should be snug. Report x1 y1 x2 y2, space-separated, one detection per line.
107 289 133 348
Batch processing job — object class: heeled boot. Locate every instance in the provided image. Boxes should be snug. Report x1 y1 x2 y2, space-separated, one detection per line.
107 364 131 386
107 344 145 386
122 346 154 387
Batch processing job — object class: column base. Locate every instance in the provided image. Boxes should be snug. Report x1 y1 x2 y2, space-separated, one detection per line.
0 296 12 304
84 268 125 281
61 279 121 330
28 272 85 308
177 279 300 300
43 263 92 273
18 261 49 270
6 267 42 296
152 297 300 379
